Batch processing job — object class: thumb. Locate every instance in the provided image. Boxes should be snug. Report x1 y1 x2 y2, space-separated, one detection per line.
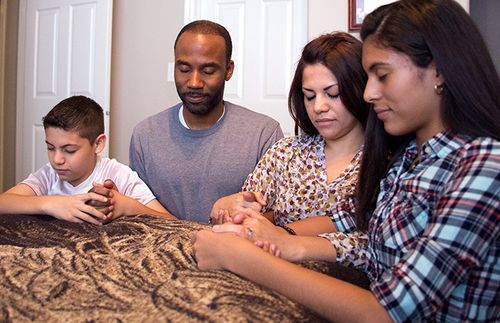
104 179 118 190
242 191 266 206
212 223 245 236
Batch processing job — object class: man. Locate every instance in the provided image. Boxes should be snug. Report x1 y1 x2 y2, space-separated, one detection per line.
129 20 283 222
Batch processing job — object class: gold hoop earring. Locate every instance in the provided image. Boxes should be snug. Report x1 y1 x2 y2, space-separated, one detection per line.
434 83 444 95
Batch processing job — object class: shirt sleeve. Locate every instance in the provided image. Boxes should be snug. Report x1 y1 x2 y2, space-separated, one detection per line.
371 148 500 322
330 186 358 233
318 231 370 271
258 122 284 158
20 163 54 196
129 128 149 186
112 161 156 206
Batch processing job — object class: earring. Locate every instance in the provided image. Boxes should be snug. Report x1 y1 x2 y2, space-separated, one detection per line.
434 83 444 95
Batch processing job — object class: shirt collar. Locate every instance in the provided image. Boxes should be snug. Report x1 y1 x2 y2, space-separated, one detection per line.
178 104 226 129
420 131 469 160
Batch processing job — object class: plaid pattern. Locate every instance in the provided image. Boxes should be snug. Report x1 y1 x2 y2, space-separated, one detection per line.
367 132 500 322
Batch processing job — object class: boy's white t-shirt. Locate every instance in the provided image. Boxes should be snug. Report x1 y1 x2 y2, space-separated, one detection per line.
21 156 156 205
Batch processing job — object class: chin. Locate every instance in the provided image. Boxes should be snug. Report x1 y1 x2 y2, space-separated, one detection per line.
185 104 214 116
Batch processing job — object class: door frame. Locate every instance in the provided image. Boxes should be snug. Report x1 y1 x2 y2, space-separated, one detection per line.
0 0 7 191
15 0 113 182
15 0 27 183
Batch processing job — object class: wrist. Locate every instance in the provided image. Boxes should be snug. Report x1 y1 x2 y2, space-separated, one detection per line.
279 224 296 235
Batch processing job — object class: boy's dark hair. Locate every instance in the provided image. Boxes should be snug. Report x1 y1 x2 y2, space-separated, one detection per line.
355 0 500 230
174 20 232 63
288 32 369 135
42 95 104 143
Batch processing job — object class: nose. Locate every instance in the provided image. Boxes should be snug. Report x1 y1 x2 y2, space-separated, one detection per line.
52 150 65 165
313 94 330 114
363 78 380 103
188 70 203 89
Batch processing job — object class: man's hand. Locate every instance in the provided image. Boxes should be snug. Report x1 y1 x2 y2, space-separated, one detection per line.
209 191 266 224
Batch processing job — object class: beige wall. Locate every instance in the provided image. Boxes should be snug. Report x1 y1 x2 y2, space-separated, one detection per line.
110 0 184 163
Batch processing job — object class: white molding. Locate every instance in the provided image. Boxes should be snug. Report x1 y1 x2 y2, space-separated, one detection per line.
16 0 27 182
184 0 203 24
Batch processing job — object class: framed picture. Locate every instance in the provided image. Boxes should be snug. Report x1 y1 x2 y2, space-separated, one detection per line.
349 0 396 32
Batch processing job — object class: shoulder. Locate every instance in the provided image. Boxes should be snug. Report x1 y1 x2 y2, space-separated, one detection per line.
99 157 136 172
267 134 319 155
97 157 143 182
133 103 181 132
225 102 280 126
429 135 500 190
450 135 500 167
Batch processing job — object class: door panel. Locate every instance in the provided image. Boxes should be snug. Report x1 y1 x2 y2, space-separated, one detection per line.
185 0 308 136
16 0 112 182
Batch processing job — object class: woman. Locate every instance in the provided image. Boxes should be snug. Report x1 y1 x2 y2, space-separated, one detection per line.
212 32 369 238
193 0 500 321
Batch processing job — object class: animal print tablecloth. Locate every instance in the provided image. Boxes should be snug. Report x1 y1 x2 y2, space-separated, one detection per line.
0 214 368 322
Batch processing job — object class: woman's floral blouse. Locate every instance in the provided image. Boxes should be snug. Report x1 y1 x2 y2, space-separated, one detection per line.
242 135 361 232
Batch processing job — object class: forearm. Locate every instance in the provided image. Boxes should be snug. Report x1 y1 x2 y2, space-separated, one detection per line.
120 198 176 220
286 216 336 236
276 235 338 262
0 193 49 214
140 204 176 220
224 246 391 322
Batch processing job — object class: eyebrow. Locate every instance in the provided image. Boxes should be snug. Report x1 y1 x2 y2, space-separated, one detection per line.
367 62 389 73
176 59 220 69
302 83 339 92
45 141 79 149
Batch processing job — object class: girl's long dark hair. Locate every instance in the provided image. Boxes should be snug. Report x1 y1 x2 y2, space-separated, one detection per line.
356 0 500 230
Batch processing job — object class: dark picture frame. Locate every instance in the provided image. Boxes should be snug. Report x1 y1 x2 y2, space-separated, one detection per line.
349 0 396 32
348 0 364 32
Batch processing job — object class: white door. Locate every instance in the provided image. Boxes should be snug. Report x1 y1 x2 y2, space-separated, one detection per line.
16 0 112 182
184 0 308 136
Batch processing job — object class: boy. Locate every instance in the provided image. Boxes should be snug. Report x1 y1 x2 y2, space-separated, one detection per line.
0 95 175 224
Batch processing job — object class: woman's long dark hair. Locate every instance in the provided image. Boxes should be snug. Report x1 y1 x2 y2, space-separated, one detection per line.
356 0 500 230
288 32 369 135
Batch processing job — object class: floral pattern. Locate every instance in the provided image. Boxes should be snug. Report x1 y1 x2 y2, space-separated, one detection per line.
242 135 361 232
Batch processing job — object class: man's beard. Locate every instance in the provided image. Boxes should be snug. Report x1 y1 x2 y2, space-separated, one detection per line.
178 83 225 116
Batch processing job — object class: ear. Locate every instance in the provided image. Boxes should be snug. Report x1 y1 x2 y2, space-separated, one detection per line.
94 134 106 154
225 60 235 81
433 63 445 86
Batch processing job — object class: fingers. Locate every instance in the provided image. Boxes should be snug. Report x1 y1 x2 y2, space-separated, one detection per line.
103 179 118 190
89 182 110 196
210 209 231 225
86 191 110 202
233 207 264 220
242 191 266 205
231 212 248 224
254 240 281 257
231 206 263 224
212 223 248 239
70 210 104 225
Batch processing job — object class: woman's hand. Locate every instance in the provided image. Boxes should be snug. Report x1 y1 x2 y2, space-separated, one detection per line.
193 229 253 270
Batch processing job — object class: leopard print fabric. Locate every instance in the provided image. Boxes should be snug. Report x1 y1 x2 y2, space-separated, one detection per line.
0 214 344 322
